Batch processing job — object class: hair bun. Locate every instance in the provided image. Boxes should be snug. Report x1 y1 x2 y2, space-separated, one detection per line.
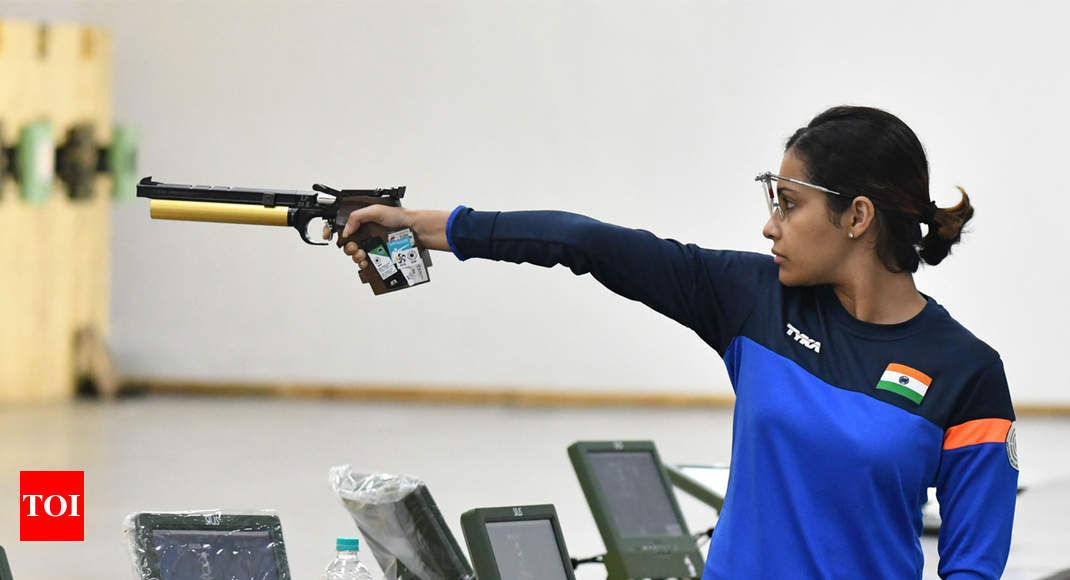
922 200 938 224
918 187 974 265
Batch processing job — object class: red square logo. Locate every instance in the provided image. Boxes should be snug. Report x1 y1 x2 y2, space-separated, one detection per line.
20 471 84 541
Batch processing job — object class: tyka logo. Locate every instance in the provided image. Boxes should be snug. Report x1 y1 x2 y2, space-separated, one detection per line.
786 323 822 353
20 471 85 541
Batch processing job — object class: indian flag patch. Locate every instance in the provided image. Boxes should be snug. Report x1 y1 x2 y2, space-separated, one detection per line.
876 363 932 404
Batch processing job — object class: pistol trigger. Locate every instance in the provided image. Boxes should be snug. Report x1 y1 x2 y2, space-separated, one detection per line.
294 216 329 246
298 226 329 246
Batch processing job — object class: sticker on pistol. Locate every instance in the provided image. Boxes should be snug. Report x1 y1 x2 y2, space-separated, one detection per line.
387 229 413 256
367 243 401 281
397 248 428 284
387 229 429 285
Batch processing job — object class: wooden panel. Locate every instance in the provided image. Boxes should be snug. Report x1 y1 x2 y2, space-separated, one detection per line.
0 20 113 402
0 20 44 401
121 378 1070 416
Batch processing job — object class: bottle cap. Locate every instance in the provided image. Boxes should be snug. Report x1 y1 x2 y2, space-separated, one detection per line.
336 537 360 551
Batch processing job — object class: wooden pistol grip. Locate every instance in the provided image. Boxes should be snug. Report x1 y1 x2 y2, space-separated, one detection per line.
334 197 431 295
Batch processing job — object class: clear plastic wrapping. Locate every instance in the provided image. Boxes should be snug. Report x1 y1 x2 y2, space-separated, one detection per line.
329 466 474 580
123 509 290 580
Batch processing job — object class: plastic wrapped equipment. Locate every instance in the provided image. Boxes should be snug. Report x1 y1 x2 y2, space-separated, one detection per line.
123 509 290 580
329 466 474 580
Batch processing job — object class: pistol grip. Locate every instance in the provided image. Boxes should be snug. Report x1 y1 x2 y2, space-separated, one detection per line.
333 197 431 295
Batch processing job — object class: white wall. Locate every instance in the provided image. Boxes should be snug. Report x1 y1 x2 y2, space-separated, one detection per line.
11 1 1068 403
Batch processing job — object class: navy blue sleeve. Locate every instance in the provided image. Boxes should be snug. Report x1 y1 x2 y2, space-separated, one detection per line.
935 358 1018 580
445 205 773 354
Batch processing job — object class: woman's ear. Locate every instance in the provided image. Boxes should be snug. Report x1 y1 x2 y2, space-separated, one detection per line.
848 196 877 233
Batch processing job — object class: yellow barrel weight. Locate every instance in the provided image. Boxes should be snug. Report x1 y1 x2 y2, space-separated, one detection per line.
149 200 290 226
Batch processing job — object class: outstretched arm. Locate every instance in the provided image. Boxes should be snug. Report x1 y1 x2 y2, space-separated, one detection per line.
329 204 774 353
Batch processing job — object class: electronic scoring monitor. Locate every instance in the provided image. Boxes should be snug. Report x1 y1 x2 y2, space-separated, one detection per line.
568 441 703 579
0 545 12 580
460 504 576 580
126 512 290 580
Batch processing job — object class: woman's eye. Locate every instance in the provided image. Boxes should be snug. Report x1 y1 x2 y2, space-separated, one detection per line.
782 198 796 210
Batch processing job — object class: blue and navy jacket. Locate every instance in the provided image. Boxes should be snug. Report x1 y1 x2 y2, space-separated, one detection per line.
446 206 1018 579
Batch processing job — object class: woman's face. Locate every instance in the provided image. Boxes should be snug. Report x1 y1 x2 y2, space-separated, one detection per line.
762 149 852 286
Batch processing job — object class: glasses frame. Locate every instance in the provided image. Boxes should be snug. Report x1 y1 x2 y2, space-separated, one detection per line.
754 171 852 220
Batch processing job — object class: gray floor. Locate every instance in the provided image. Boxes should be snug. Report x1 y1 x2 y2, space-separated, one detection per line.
1 395 1068 579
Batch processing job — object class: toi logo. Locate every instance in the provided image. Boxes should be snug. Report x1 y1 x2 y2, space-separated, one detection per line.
20 471 84 541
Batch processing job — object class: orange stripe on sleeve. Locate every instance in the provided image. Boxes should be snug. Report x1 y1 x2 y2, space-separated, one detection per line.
943 418 1012 450
886 363 932 386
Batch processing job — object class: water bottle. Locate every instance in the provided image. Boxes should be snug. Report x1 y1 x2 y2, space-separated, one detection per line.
323 537 374 580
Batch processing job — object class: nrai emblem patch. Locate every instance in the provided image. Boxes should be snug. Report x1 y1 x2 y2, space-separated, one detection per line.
1006 421 1019 471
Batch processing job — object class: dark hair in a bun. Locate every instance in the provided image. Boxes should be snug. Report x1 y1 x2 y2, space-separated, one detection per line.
786 106 974 272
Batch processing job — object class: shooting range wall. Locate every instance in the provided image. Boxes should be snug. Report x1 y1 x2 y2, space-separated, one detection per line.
0 20 114 402
4 3 1067 410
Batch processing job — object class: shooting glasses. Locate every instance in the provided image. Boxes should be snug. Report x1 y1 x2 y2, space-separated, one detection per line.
754 172 851 220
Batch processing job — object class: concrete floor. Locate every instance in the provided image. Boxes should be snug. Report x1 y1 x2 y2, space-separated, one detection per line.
1 395 1068 579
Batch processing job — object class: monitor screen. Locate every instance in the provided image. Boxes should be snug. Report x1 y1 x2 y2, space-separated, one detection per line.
589 451 684 538
486 519 571 580
0 545 11 580
152 529 282 580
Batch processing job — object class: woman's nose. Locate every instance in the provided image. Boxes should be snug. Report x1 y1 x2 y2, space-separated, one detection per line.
762 215 780 240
